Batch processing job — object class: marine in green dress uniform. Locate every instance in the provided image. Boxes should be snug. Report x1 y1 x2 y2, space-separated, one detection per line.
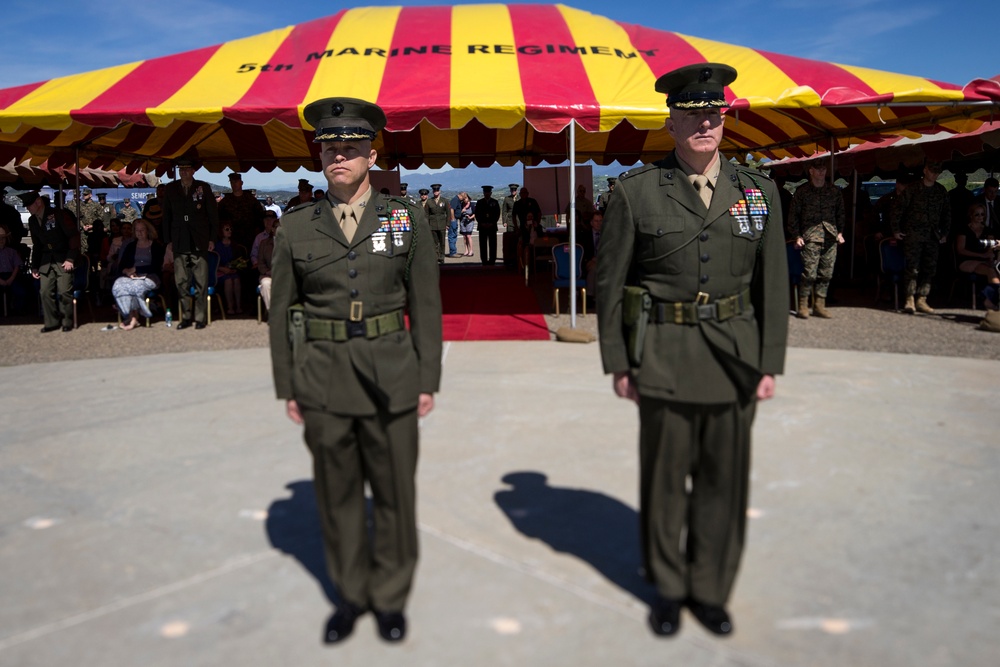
269 97 442 645
23 192 80 332
423 188 451 263
596 63 788 638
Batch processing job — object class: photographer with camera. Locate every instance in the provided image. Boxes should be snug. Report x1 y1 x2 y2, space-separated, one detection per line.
956 202 1000 290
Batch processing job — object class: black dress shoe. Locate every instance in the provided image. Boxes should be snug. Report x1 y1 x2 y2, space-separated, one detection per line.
686 598 733 636
40 325 60 333
175 320 194 330
648 596 682 636
194 322 207 330
323 602 365 644
373 610 407 642
61 325 74 332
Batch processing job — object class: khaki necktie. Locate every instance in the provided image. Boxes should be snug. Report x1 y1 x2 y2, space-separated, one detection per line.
690 174 712 209
340 208 358 243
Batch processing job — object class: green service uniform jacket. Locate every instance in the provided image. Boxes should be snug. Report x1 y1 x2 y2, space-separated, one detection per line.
424 197 450 232
597 154 788 404
269 193 442 416
162 180 219 255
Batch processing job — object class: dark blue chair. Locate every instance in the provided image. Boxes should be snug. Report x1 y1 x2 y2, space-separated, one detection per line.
551 242 586 315
786 242 804 314
876 238 906 311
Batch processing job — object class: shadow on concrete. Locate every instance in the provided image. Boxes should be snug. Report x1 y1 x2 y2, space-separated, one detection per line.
265 480 338 605
494 471 655 604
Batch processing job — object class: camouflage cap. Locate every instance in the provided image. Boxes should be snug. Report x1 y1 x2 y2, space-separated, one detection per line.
228 172 243 181
304 97 386 143
655 63 737 109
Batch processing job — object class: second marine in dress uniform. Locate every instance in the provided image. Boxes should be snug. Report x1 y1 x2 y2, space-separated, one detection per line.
23 191 80 332
269 97 442 645
597 63 788 638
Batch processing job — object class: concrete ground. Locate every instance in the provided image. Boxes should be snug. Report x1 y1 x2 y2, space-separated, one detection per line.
1 342 997 666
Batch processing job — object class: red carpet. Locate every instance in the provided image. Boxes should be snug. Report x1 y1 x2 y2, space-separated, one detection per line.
438 266 550 341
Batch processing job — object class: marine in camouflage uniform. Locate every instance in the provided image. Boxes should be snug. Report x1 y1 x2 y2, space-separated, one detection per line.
597 177 616 212
786 163 845 318
76 190 103 256
119 198 139 223
890 161 950 314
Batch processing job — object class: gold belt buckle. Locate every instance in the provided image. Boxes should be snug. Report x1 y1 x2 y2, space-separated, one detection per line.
349 301 363 322
696 292 710 305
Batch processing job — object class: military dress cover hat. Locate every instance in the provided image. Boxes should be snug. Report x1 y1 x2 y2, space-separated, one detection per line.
297 179 312 191
17 191 39 207
174 156 198 168
481 185 494 192
431 183 442 190
400 182 408 189
655 62 737 109
304 97 387 143
419 188 430 195
509 183 519 189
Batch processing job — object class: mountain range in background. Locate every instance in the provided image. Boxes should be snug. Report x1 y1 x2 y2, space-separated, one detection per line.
240 161 640 196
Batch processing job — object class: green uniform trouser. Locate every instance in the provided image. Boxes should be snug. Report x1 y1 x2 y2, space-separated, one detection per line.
38 262 73 329
302 405 419 612
175 252 208 324
638 397 756 606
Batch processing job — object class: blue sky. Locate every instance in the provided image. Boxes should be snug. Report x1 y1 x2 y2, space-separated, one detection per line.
2 0 995 186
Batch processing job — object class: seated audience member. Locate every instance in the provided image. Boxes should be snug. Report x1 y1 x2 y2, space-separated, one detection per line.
0 223 26 313
215 224 246 315
956 203 1000 285
251 210 278 268
104 220 134 286
111 219 165 330
257 218 278 312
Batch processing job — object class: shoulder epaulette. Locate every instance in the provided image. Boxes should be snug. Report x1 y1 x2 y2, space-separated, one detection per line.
735 163 772 180
619 163 660 181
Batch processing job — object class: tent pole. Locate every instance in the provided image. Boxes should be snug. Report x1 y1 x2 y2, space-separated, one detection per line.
569 122 577 328
850 169 858 280
74 147 81 221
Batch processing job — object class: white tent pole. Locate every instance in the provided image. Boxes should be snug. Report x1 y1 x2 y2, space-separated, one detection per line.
569 122 577 328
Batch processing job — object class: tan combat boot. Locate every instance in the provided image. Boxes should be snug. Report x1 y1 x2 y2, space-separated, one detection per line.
796 295 810 319
915 296 935 314
813 296 832 318
903 295 915 314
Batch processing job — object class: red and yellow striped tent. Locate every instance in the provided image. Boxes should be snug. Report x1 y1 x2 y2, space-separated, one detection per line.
1 3 997 174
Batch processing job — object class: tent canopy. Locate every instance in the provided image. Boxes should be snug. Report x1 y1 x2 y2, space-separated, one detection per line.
767 120 1000 179
1 4 998 174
